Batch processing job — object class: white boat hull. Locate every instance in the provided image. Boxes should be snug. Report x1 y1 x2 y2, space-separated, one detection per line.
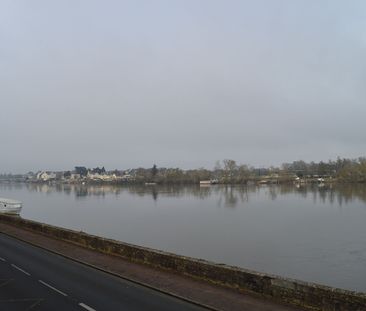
0 198 22 215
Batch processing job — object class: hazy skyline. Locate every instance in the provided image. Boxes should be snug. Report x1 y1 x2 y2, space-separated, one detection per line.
1 1 366 173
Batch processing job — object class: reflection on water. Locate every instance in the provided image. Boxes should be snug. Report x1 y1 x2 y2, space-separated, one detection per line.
4 182 366 208
1 182 366 292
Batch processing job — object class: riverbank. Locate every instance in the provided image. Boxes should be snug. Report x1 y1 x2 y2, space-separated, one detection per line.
0 177 344 186
0 215 365 311
3 157 366 185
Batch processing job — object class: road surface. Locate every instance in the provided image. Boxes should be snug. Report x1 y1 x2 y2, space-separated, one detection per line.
0 233 207 311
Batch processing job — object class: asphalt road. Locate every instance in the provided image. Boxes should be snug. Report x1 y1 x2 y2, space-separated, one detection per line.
0 233 207 311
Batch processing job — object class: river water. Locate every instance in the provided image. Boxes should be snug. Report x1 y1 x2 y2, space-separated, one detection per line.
1 182 366 292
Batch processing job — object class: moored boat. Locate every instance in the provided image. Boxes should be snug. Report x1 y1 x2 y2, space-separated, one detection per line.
0 198 22 215
200 179 219 186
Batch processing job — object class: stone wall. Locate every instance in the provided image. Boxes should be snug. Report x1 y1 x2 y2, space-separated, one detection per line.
0 214 365 311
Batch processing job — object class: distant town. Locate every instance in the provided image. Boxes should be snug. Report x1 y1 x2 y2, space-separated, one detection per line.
1 157 365 185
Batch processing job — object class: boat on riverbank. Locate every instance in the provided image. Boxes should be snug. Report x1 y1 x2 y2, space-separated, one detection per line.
200 179 219 186
0 198 22 215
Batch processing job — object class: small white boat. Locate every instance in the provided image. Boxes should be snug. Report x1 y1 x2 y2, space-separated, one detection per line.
0 198 22 215
200 179 219 185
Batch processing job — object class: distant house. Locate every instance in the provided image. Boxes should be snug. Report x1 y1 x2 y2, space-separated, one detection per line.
121 174 132 181
70 173 81 180
87 172 103 180
87 172 117 182
36 171 56 182
55 172 64 180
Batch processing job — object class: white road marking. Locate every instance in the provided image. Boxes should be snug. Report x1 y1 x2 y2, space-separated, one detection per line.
79 302 96 311
11 264 30 276
39 280 68 297
0 257 5 262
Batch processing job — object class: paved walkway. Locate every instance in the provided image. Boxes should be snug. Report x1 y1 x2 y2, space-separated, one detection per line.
0 222 305 311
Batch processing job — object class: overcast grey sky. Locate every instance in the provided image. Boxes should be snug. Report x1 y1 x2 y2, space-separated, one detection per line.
1 0 366 173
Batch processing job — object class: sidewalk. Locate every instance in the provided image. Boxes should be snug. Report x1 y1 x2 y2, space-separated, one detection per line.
0 222 305 311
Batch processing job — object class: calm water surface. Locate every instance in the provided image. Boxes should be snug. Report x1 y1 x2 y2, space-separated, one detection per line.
1 182 366 292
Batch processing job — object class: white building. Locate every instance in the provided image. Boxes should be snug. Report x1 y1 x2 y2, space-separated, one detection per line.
36 171 56 182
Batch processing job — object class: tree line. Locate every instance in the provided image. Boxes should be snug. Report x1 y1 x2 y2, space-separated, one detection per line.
129 157 366 184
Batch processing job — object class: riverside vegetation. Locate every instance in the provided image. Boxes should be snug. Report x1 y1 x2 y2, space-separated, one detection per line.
1 157 366 185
